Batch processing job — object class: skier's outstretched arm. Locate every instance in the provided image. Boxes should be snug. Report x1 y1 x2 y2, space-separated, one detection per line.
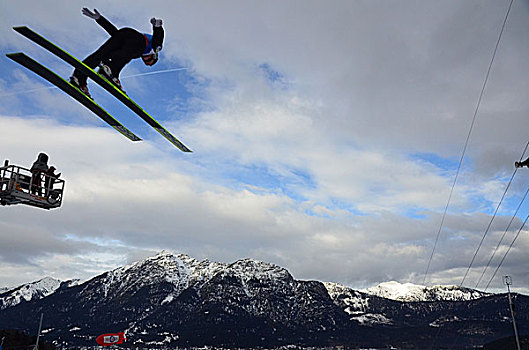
82 8 118 36
150 17 164 53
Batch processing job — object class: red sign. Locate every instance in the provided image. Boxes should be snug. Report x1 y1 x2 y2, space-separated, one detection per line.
96 332 126 346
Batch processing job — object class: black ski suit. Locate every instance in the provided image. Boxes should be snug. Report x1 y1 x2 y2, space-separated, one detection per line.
73 15 164 86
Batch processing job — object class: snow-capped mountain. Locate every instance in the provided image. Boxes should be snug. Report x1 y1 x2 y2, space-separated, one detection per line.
0 251 527 349
0 277 78 310
3 252 489 309
360 281 490 302
83 250 226 302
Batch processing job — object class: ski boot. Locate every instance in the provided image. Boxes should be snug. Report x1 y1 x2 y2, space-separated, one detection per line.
515 162 523 168
69 76 92 99
98 64 126 94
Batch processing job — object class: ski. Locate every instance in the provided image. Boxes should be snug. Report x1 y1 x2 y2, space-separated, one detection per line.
6 52 141 142
13 26 192 152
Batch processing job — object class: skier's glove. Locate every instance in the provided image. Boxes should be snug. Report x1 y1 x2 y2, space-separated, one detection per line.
82 8 101 20
150 18 163 27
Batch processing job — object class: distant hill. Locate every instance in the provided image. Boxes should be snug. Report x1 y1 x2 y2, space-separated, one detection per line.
0 277 78 310
359 280 491 301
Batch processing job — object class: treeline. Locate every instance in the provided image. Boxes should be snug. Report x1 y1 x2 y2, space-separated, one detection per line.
483 334 529 350
0 329 55 350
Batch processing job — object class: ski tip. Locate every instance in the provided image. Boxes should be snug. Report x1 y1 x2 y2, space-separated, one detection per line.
13 26 29 33
114 126 142 142
5 52 25 62
154 127 192 152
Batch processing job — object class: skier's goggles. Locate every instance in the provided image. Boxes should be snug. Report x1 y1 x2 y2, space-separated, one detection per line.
141 53 158 65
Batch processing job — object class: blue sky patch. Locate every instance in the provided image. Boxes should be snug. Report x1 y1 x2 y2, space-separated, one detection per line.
410 152 460 172
258 63 289 89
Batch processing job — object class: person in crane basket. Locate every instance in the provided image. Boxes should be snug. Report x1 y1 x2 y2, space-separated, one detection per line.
44 166 61 198
30 153 48 195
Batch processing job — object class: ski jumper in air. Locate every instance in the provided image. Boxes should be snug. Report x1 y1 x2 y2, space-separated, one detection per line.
70 8 164 97
7 20 191 151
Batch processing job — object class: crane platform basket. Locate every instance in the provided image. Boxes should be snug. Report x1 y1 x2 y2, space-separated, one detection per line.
0 160 64 210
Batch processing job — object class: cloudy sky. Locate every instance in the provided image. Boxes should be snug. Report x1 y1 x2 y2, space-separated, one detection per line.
1 0 529 294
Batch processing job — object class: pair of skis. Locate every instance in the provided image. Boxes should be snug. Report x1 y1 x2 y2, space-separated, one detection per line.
7 26 191 152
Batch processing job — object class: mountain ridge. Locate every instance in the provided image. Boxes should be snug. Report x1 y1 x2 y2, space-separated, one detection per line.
1 250 498 308
0 250 527 349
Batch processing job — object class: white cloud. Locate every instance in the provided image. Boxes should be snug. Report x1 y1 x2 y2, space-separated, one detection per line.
1 1 529 295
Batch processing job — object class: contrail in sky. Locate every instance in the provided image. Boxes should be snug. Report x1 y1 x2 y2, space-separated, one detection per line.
0 67 188 97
